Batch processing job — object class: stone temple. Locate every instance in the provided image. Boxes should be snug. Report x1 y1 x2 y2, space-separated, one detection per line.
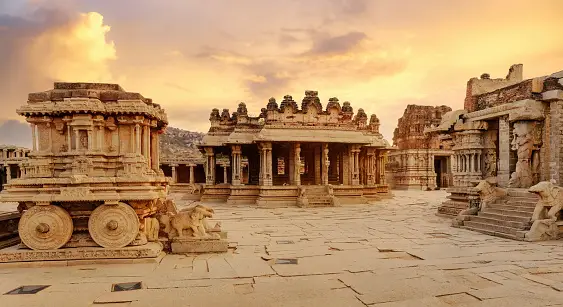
427 64 563 241
387 105 453 190
198 91 392 206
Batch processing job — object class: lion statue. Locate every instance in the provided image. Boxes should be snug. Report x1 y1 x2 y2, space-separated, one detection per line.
525 180 562 241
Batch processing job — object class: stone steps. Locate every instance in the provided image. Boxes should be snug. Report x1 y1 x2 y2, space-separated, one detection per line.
460 190 538 240
479 212 531 223
461 225 520 240
485 208 533 218
469 216 527 229
488 204 535 213
463 221 521 237
307 197 333 207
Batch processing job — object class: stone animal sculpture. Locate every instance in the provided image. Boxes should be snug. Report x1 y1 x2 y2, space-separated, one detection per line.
528 180 562 222
525 180 562 241
191 184 204 195
455 178 507 226
159 204 219 239
472 177 507 212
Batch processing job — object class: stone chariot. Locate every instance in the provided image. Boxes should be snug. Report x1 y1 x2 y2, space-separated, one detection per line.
0 83 169 255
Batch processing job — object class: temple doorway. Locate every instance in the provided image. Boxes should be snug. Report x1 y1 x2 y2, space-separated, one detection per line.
434 156 450 188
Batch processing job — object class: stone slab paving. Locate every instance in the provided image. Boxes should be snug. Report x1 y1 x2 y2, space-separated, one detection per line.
1 190 563 306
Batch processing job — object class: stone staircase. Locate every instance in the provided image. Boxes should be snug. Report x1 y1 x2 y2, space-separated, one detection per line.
302 186 337 207
438 187 479 217
461 189 539 240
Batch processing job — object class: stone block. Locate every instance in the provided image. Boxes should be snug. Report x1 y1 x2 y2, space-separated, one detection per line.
170 238 228 254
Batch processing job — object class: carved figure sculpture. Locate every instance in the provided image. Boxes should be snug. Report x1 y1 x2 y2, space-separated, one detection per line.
525 181 562 241
483 151 497 178
296 186 308 207
508 122 534 188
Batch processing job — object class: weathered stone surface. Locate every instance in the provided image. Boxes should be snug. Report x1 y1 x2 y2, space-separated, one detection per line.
170 238 228 253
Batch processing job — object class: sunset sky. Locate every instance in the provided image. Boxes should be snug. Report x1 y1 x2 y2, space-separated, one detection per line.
1 0 562 147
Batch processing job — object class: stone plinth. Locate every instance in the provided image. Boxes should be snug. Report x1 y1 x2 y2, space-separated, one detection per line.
170 238 228 254
200 184 231 203
0 242 163 263
227 185 259 205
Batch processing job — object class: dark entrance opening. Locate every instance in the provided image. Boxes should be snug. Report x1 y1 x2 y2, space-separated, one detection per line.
434 158 442 189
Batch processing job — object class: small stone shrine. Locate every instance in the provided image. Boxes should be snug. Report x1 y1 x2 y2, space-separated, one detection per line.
387 105 454 190
0 82 173 262
199 91 393 206
426 65 563 240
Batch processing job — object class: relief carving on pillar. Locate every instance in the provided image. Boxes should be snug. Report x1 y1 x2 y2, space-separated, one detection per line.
72 157 93 175
482 130 497 178
508 121 539 188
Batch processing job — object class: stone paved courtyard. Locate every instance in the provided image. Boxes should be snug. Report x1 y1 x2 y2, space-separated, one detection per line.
1 190 563 306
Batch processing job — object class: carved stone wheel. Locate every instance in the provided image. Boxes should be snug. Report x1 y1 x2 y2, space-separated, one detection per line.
18 205 73 250
88 202 140 248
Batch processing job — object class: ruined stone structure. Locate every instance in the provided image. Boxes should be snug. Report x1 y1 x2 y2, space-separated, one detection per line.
0 146 31 249
0 82 172 262
427 65 563 240
0 146 30 191
199 91 392 206
387 105 454 190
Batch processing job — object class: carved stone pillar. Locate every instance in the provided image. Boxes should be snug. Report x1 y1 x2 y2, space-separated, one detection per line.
321 143 329 185
47 122 52 152
31 123 37 151
294 143 301 186
380 154 386 184
171 165 177 183
189 165 195 184
150 131 158 171
142 125 150 160
135 124 142 154
6 165 11 182
204 147 215 185
223 165 228 184
73 128 80 151
259 142 273 186
231 145 242 185
87 129 93 151
351 145 360 185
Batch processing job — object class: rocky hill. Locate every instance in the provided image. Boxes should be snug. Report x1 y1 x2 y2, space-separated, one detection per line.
159 126 205 160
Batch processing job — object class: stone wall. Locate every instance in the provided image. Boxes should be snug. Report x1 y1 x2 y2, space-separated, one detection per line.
475 80 541 111
464 64 523 112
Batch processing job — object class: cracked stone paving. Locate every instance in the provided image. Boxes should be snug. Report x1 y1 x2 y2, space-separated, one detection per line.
1 190 563 306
